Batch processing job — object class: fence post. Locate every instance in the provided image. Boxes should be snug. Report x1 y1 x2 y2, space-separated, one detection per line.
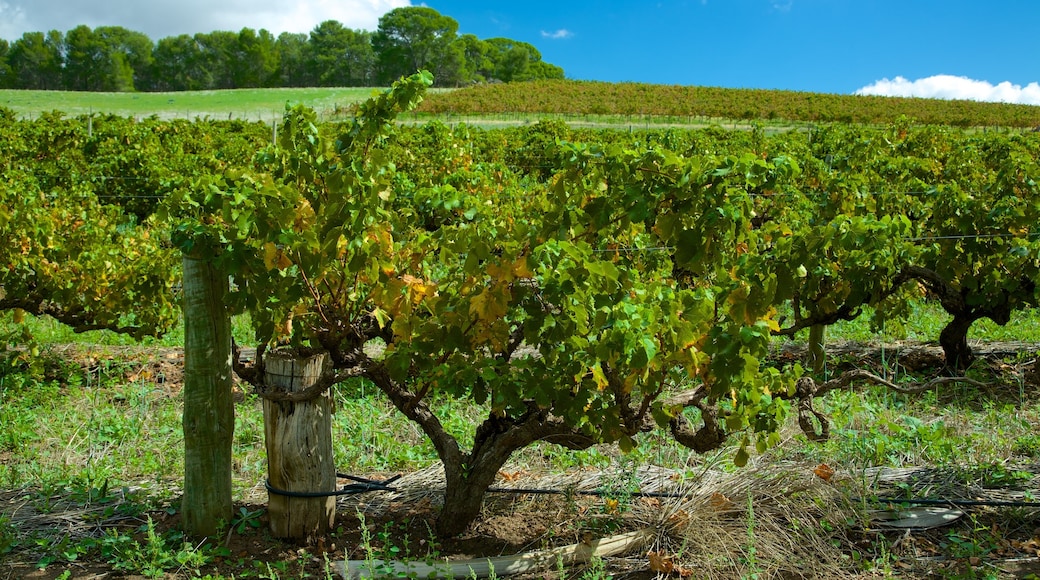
181 253 234 537
262 349 336 541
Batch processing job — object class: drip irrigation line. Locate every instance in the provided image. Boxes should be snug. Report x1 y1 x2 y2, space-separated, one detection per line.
264 471 1040 510
264 473 401 498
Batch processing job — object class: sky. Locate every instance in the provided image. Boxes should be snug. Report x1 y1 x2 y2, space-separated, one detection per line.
2 0 1039 105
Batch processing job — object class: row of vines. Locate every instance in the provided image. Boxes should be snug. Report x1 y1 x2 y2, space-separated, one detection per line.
2 74 1039 539
416 79 1040 127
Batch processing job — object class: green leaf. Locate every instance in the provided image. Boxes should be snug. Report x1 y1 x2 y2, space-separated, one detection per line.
734 447 750 468
618 435 636 453
586 260 620 282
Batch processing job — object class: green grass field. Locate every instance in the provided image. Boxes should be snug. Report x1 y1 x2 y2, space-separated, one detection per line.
1 87 803 131
4 303 1040 578
0 87 386 121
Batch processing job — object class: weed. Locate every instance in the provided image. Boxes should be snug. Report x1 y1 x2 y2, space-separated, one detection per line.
743 493 761 580
597 455 640 518
0 515 18 555
230 505 265 535
578 555 612 580
94 515 212 577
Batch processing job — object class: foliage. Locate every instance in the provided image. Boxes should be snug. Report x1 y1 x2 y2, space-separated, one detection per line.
418 79 1040 128
163 70 812 538
0 7 565 93
6 67 1040 546
94 516 212 577
0 170 178 340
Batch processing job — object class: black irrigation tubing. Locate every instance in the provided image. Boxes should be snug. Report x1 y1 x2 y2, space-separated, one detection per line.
264 473 402 499
265 472 1040 509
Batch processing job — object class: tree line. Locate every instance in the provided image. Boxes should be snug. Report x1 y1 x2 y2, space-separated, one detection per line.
0 6 564 92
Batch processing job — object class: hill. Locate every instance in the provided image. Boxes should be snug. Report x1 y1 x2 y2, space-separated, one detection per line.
417 80 1040 128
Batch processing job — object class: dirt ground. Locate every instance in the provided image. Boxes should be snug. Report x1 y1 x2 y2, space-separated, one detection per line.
1 484 663 579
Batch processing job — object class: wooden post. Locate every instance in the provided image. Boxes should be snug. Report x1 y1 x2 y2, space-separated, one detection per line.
807 324 826 375
181 254 234 537
263 349 336 541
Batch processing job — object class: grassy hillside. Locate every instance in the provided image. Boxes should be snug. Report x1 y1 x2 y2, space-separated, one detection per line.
416 80 1040 128
4 80 1039 128
0 87 381 121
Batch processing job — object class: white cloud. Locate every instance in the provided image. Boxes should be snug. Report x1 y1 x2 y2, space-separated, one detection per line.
0 0 411 41
856 75 1040 106
540 29 573 40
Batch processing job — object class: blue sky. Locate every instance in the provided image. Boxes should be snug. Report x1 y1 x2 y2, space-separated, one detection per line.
3 0 1038 103
427 0 1040 103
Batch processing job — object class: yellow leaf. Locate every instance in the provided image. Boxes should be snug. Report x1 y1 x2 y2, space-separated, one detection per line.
590 363 610 391
263 242 292 270
511 256 534 278
294 199 315 231
762 307 781 332
486 261 512 282
401 275 436 305
470 287 508 321
371 307 390 329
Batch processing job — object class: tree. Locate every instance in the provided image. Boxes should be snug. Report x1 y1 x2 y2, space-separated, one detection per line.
148 34 207 91
275 32 310 87
8 30 64 90
95 26 154 90
168 72 801 539
63 25 152 92
233 28 279 88
0 39 14 89
194 31 238 89
453 34 492 83
485 38 565 82
306 20 375 86
526 60 565 81
372 7 459 85
63 25 104 91
486 38 531 82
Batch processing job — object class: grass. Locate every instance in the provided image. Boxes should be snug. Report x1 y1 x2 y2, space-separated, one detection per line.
2 302 1040 577
0 87 385 122
826 301 1040 344
1 86 811 131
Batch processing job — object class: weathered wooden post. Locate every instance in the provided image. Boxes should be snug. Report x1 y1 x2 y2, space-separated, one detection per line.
261 348 337 541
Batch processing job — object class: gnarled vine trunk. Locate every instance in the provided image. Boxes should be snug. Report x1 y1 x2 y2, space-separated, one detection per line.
938 305 1011 371
435 413 595 538
437 428 520 539
364 362 594 539
938 312 979 371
